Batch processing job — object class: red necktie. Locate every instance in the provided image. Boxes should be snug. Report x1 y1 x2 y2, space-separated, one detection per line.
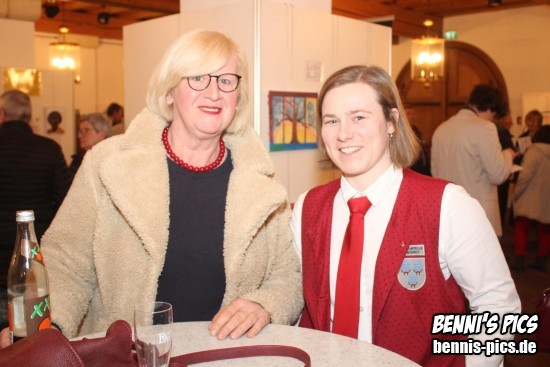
332 196 372 338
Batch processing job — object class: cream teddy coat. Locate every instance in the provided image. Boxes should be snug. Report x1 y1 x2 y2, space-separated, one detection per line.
41 108 303 338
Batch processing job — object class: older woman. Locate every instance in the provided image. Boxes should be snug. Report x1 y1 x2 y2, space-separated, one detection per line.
36 30 302 340
512 125 550 272
291 65 520 367
69 112 112 176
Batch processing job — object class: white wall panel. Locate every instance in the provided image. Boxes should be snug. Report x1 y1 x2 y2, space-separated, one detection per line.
123 14 180 124
0 18 34 68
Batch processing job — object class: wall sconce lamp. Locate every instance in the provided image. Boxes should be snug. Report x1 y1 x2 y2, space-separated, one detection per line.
411 19 445 84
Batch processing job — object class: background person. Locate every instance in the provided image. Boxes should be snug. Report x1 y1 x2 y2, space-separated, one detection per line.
0 90 71 329
519 109 543 142
106 102 124 135
431 84 515 238
513 109 543 174
69 112 112 177
404 104 430 176
291 65 520 367
0 30 303 343
511 125 550 272
495 113 515 229
509 109 544 224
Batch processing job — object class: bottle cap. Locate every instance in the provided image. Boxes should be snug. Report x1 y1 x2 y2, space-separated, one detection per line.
16 210 35 222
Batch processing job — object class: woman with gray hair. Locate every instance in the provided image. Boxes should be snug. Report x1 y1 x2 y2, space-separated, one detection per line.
69 112 112 176
12 29 303 343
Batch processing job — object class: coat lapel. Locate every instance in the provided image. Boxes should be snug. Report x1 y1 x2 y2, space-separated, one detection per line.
99 109 170 263
222 128 287 277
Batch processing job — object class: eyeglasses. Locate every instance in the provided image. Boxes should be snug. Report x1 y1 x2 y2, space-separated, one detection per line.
77 127 94 136
187 73 242 93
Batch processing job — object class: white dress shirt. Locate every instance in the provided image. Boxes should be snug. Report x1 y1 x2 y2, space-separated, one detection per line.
291 165 520 367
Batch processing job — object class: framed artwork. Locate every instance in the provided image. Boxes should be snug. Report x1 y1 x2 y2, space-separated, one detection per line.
2 68 42 96
44 107 66 135
268 91 318 151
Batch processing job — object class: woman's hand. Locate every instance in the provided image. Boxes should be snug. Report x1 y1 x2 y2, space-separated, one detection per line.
0 327 11 348
208 298 270 340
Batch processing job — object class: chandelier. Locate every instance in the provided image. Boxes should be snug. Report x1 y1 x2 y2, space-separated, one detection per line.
49 41 80 71
411 19 444 83
48 4 81 82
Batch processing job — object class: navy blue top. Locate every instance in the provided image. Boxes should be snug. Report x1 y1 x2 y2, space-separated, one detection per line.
156 150 232 322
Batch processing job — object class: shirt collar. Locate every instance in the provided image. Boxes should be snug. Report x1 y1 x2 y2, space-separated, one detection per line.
340 165 403 206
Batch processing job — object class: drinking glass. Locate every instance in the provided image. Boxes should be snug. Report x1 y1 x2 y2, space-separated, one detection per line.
134 301 173 367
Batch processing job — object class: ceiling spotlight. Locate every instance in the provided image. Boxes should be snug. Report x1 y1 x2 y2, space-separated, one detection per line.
488 0 502 7
97 11 111 25
43 2 60 19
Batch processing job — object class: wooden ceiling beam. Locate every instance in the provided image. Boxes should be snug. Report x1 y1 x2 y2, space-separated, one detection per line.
332 0 443 39
64 0 179 14
36 18 122 39
34 0 546 40
35 9 132 39
36 1 175 40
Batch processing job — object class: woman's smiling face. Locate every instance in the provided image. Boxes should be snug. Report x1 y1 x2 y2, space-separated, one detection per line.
321 82 395 190
167 56 239 141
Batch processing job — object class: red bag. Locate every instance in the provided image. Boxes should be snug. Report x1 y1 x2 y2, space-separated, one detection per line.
0 320 135 367
536 287 550 353
0 320 311 366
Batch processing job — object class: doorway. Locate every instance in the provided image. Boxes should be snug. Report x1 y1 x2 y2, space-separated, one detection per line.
395 41 508 144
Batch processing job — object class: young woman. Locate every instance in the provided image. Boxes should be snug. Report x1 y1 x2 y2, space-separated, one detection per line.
292 65 520 367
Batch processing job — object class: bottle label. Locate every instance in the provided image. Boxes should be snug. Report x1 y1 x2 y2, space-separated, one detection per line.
20 239 45 265
23 294 51 335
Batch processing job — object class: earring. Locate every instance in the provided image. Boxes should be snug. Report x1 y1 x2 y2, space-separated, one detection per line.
388 132 394 139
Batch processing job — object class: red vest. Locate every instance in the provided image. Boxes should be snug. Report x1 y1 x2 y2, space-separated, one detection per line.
300 169 466 367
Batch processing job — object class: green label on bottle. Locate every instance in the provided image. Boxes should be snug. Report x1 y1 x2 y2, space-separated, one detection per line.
20 239 45 265
24 294 51 335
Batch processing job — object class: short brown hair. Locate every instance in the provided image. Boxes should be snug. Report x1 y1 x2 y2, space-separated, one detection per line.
525 109 543 128
466 84 509 119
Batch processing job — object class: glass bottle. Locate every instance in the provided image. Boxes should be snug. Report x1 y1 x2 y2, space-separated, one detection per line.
7 210 51 343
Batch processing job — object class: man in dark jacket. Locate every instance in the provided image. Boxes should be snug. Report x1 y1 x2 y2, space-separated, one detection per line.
0 89 71 326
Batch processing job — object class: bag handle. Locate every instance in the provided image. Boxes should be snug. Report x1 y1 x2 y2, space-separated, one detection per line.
170 345 311 367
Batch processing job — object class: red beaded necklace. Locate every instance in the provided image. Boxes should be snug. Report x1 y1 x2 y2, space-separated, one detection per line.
162 126 225 173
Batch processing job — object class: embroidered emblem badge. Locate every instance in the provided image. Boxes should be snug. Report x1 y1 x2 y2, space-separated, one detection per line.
397 244 426 291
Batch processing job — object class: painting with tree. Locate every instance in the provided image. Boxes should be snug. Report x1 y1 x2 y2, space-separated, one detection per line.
269 91 317 151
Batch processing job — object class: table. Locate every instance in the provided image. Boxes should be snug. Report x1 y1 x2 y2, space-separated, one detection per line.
87 321 421 367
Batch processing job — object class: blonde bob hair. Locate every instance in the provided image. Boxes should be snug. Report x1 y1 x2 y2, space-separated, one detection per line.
317 65 420 168
146 29 249 134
